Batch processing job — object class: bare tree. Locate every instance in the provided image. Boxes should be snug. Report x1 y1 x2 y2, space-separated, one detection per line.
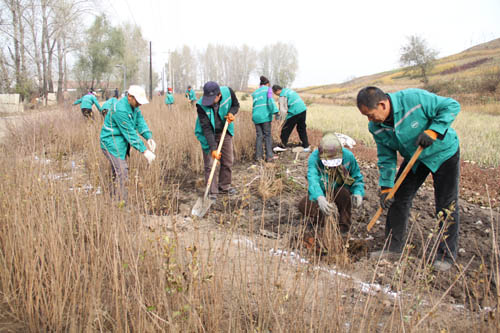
259 42 298 87
400 35 438 85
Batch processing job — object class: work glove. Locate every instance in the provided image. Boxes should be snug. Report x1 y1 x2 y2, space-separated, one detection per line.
352 194 363 208
379 188 394 209
143 149 156 164
415 129 438 148
317 196 334 216
211 150 221 160
225 113 235 124
147 139 156 153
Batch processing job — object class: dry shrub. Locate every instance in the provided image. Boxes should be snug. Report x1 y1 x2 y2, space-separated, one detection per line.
257 163 283 200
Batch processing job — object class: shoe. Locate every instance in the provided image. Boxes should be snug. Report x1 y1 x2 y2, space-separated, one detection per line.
219 187 237 195
208 194 217 201
303 146 311 153
265 155 279 163
273 146 287 153
433 259 452 272
370 249 401 260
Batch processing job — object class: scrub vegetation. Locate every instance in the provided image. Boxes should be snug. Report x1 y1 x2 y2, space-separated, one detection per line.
0 97 499 331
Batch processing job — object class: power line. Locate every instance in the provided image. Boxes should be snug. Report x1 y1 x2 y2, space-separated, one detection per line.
123 0 138 26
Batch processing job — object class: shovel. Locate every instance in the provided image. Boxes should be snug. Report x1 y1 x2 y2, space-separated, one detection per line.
367 146 423 231
191 120 230 218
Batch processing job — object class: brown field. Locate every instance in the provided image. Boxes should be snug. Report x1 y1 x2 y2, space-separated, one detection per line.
0 95 498 331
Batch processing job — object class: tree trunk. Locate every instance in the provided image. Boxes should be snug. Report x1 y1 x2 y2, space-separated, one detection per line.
56 37 63 103
41 0 48 104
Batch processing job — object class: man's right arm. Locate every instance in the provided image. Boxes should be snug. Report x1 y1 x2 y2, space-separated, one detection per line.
196 104 217 151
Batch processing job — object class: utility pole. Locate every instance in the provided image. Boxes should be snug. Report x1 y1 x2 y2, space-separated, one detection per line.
168 50 173 93
149 41 153 100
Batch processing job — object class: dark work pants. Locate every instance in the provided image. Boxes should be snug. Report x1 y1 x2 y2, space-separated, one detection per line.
81 108 93 119
386 148 460 260
202 133 234 195
280 110 309 148
298 187 352 232
255 121 273 161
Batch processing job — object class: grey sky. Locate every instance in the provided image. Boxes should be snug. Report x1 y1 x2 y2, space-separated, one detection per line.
104 0 500 88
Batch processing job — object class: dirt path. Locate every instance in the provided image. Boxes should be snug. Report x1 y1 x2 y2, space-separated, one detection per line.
171 142 499 310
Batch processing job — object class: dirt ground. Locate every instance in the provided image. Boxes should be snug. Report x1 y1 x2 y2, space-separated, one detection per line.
172 130 499 312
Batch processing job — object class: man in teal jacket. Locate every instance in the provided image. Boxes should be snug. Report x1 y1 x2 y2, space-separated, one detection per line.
101 97 118 117
165 88 175 110
100 85 156 204
194 81 239 200
272 85 310 152
252 76 279 162
185 86 196 107
357 86 460 271
73 90 102 119
299 133 364 233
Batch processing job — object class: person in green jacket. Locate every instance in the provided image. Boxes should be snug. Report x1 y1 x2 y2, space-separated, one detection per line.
185 86 196 107
298 133 364 233
194 81 239 200
100 85 156 204
357 86 460 272
252 76 279 162
165 88 175 110
272 85 310 153
73 90 102 119
101 97 118 117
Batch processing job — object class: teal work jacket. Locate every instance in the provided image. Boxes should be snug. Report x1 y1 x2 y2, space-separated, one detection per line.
101 97 118 111
73 93 102 111
280 88 306 119
165 94 175 105
100 97 152 160
185 89 196 101
251 86 278 124
308 148 365 201
194 86 234 153
369 88 460 188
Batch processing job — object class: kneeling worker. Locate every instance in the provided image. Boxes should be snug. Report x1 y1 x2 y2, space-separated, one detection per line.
298 133 364 233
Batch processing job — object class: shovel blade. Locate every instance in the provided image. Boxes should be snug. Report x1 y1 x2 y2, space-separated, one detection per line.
191 196 213 218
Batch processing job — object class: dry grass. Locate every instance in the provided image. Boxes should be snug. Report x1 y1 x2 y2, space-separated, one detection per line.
0 97 498 331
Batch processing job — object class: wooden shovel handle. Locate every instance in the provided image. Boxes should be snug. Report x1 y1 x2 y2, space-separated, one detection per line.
203 120 230 199
367 146 424 232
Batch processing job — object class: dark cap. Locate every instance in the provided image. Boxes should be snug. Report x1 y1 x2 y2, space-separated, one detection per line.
201 81 220 106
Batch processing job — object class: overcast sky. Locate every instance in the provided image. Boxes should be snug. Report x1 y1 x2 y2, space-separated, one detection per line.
102 0 500 88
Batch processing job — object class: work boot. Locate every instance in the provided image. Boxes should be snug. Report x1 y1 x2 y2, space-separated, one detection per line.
219 187 237 195
433 259 452 272
370 249 401 260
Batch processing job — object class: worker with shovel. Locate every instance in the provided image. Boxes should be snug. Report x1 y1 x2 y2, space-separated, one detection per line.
357 86 460 272
100 85 156 205
298 133 364 233
272 85 310 153
194 81 240 202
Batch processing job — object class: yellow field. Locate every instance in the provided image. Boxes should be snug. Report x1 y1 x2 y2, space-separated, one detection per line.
305 103 500 167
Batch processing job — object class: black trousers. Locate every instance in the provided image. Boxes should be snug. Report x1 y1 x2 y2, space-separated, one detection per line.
386 148 460 260
280 110 309 148
81 108 93 119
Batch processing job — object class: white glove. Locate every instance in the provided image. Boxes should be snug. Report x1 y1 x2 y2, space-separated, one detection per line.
143 149 156 164
317 196 334 216
352 194 363 208
147 139 156 153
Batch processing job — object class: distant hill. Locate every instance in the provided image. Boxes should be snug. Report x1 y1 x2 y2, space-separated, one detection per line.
298 37 500 105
